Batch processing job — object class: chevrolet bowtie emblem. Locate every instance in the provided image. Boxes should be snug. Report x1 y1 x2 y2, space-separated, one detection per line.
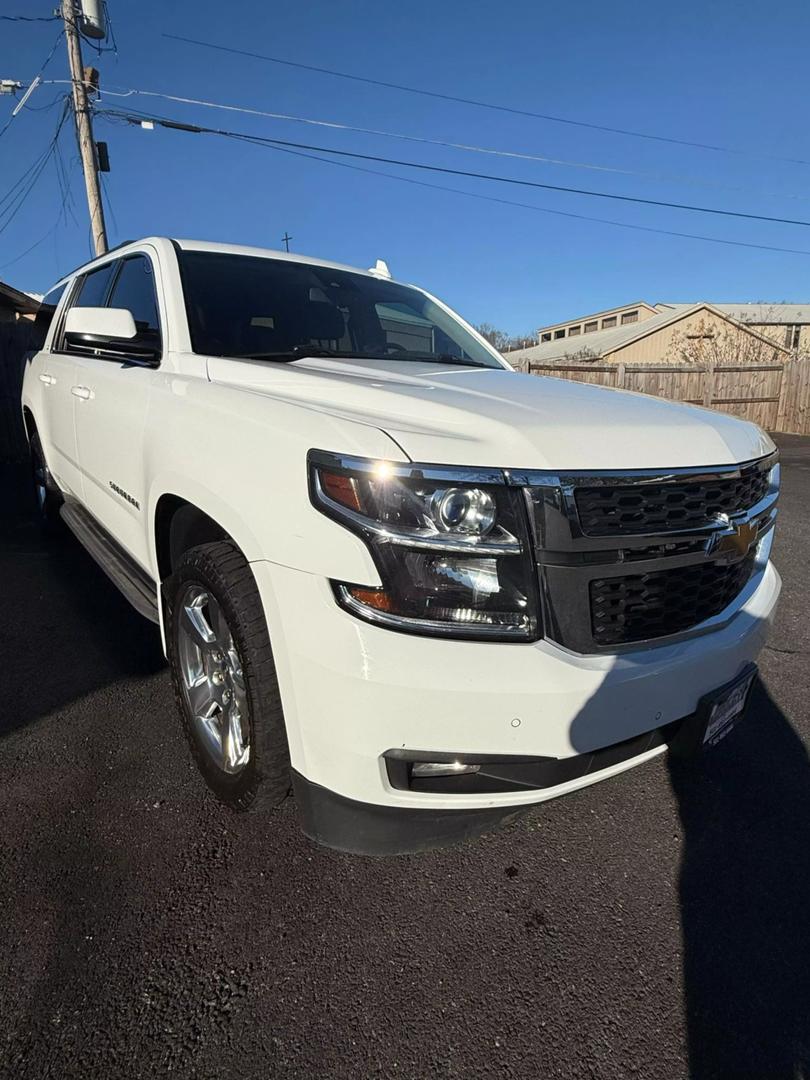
706 516 759 560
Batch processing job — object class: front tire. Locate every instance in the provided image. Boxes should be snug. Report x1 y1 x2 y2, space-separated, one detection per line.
30 430 63 534
166 541 291 811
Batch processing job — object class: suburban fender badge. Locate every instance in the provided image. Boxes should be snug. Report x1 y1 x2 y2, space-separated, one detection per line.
109 481 140 510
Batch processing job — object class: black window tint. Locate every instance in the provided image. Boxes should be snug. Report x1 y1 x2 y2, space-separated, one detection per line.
33 282 67 344
177 252 502 368
75 262 116 307
107 255 161 339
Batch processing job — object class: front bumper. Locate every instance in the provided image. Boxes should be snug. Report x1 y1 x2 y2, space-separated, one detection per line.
251 556 780 850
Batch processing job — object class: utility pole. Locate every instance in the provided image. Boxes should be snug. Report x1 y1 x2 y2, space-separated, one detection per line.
61 0 108 255
282 232 292 252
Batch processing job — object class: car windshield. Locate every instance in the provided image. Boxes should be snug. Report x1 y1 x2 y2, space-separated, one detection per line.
177 251 504 368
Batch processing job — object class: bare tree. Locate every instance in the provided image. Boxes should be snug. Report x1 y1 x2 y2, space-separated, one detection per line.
665 315 784 368
475 324 539 353
474 323 513 352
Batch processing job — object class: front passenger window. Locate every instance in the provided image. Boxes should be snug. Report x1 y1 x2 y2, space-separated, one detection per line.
107 256 161 349
74 262 116 308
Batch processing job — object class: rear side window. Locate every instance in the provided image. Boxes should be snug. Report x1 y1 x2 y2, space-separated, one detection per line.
33 282 67 346
107 255 161 344
74 261 116 307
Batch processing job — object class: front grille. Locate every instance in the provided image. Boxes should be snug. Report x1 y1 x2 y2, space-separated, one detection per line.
574 464 771 537
589 551 757 646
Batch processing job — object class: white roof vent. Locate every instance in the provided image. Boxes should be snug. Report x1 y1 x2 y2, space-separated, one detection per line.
368 259 391 279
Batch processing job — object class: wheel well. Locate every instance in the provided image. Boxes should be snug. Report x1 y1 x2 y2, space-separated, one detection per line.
154 496 231 581
22 407 35 444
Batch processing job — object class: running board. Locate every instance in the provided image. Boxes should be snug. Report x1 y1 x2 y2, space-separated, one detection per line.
60 501 160 624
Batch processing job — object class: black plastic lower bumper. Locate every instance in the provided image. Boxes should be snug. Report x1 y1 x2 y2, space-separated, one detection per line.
292 716 683 855
292 670 758 855
291 769 526 856
383 720 682 796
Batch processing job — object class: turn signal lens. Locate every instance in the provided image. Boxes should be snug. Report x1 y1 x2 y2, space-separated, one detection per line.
320 469 362 512
346 586 395 612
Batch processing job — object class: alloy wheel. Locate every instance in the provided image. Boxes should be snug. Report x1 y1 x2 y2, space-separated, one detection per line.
176 584 250 774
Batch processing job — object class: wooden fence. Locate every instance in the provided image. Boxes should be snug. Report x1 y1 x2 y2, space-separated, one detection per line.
0 320 38 462
523 358 810 435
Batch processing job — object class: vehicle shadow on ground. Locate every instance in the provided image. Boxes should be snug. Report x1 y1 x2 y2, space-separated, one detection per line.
0 466 165 737
668 678 810 1079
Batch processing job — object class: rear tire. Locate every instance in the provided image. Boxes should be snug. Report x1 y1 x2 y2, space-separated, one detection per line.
166 540 291 811
30 430 63 534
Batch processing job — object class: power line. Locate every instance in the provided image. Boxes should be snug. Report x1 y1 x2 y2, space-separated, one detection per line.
0 98 79 270
0 13 59 21
101 106 810 230
0 99 70 238
99 106 810 258
0 27 64 141
235 140 810 259
163 32 810 167
0 113 63 210
78 82 810 202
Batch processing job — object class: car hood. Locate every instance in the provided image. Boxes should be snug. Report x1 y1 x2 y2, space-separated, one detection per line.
206 356 775 470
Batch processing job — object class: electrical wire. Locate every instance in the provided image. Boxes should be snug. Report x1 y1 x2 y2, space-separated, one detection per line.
0 13 59 21
0 99 70 238
163 32 810 167
262 141 810 258
0 101 78 270
97 107 810 258
0 28 64 141
99 106 810 230
77 82 810 202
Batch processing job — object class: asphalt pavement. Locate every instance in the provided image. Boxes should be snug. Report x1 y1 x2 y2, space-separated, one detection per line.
1 435 808 1080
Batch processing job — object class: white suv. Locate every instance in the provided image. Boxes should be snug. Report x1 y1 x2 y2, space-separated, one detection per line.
21 238 781 853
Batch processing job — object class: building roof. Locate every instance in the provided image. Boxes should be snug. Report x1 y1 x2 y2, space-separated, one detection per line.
505 303 790 365
536 300 657 335
657 302 810 324
0 279 40 315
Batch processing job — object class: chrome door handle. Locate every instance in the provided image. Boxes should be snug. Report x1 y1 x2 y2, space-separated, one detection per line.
38 373 56 385
71 385 93 400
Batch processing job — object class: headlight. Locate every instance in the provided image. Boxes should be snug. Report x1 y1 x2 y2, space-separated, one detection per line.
309 451 540 641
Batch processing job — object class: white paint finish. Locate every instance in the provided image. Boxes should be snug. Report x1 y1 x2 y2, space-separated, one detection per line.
64 305 137 340
73 356 155 569
21 235 782 826
207 356 774 471
141 369 404 582
28 351 83 498
251 559 780 809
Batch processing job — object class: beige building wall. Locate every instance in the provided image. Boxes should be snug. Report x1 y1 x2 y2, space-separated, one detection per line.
742 322 810 352
599 309 786 366
538 302 658 341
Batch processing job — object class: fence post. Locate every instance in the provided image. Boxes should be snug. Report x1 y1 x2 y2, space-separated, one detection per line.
616 362 626 389
704 362 715 407
775 359 789 432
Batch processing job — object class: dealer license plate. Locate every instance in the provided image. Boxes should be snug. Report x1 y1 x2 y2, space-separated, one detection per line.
703 671 756 747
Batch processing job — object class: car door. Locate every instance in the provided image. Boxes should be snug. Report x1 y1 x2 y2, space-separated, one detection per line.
43 263 122 498
29 280 82 497
71 252 163 570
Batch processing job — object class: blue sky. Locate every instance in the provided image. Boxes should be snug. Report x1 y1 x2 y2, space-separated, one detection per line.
2 0 810 335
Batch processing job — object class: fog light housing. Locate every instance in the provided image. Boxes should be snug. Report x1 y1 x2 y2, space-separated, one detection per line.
411 761 482 777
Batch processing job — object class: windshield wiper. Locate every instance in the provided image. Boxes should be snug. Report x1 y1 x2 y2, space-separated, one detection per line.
239 346 339 362
237 347 496 369
395 353 496 370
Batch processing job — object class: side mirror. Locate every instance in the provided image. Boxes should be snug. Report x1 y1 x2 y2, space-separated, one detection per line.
63 306 160 365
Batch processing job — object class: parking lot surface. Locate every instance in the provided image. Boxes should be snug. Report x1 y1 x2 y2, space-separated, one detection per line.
1 435 808 1080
